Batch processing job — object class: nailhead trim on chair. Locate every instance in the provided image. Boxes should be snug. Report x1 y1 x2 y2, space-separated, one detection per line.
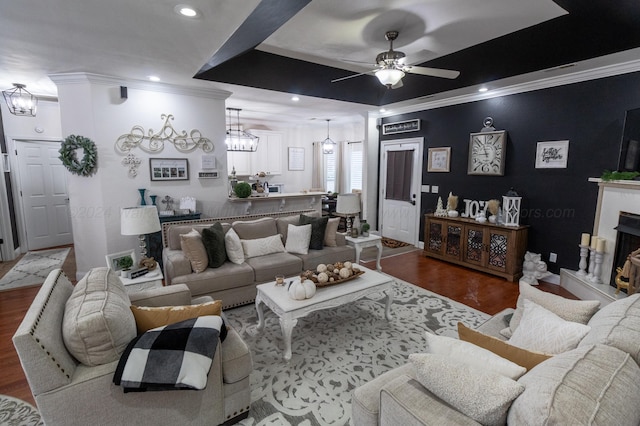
28 269 72 379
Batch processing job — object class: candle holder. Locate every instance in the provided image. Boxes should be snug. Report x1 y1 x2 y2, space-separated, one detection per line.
587 247 596 279
589 251 604 284
576 244 589 277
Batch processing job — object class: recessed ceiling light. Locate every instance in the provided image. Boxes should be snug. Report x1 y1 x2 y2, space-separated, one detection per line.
148 76 161 82
175 5 200 18
379 108 387 113
478 87 488 93
291 96 300 102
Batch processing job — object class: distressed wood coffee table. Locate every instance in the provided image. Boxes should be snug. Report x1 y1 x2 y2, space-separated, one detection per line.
255 264 394 361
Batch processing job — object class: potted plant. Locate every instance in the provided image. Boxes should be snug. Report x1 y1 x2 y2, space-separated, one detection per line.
117 255 134 276
234 181 252 198
361 222 370 237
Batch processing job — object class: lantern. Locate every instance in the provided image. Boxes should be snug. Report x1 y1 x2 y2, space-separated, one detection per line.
502 188 522 227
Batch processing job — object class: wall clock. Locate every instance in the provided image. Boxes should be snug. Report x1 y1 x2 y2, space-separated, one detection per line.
467 130 507 176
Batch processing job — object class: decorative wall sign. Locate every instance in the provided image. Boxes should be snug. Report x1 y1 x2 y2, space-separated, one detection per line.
382 119 420 135
115 114 213 154
149 158 189 181
427 147 451 172
288 147 305 171
535 140 569 168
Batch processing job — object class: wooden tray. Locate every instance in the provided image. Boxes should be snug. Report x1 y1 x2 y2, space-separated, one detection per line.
314 270 365 287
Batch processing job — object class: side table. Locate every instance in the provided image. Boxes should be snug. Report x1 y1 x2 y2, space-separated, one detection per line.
345 234 383 271
119 269 163 293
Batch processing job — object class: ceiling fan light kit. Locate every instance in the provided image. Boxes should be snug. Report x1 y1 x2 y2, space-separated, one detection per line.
375 68 405 87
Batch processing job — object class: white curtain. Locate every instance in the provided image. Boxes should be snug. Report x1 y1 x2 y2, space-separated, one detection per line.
311 142 325 190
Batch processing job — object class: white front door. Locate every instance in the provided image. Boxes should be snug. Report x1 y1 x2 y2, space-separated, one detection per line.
15 140 73 250
379 138 423 245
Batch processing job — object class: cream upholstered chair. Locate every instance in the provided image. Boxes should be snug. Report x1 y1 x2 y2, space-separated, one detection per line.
13 268 252 426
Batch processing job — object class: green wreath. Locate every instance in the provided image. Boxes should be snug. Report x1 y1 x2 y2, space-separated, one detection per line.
59 135 98 176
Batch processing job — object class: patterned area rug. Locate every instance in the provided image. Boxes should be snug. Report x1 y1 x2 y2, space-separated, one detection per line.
0 248 70 291
226 277 489 426
0 394 42 425
381 237 411 248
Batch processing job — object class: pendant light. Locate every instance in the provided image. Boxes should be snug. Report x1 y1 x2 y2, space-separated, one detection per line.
2 83 38 117
322 119 336 154
225 108 259 152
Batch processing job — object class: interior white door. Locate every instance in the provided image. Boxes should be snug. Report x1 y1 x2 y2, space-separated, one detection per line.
15 140 73 250
379 138 423 245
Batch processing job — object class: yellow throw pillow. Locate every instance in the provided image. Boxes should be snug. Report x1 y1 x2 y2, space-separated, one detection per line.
180 229 208 273
457 322 552 371
131 300 222 334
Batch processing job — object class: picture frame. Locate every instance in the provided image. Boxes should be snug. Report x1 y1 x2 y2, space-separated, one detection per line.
535 140 569 169
149 158 189 181
427 147 451 172
382 119 421 135
288 147 305 171
105 250 136 272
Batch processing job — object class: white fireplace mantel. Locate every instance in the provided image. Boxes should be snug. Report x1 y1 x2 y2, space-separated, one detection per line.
561 178 640 305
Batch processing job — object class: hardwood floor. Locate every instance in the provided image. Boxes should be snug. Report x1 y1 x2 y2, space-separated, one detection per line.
0 245 573 407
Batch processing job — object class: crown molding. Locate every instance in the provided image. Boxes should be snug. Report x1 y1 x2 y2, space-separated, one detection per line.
48 72 232 100
376 56 640 118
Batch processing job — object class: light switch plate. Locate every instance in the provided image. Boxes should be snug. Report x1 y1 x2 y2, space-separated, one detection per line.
421 185 430 193
431 186 439 193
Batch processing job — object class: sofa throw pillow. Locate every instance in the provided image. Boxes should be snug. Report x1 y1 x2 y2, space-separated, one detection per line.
201 222 227 268
180 229 208 273
506 281 599 336
276 215 300 244
285 224 312 255
508 299 591 354
62 267 137 366
130 300 223 334
324 217 340 247
425 331 526 380
457 323 552 371
300 214 329 250
241 234 286 258
224 228 245 265
508 344 640 426
409 353 525 426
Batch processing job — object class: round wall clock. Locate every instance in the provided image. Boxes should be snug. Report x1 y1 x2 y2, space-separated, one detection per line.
467 130 507 176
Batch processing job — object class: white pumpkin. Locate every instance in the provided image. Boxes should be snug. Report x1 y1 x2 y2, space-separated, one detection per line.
339 267 352 279
317 272 329 284
288 279 316 300
317 264 328 273
344 261 352 270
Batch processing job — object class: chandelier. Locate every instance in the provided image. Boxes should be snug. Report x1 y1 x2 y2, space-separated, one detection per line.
225 108 259 152
2 83 38 117
322 119 336 154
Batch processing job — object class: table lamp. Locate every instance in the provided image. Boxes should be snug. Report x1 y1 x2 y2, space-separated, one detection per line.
121 206 161 260
336 194 361 236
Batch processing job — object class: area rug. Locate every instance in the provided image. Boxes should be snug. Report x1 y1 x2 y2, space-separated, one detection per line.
0 248 70 291
0 394 42 425
226 277 490 426
381 237 411 248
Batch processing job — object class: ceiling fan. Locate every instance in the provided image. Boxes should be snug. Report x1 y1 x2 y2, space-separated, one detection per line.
331 30 460 89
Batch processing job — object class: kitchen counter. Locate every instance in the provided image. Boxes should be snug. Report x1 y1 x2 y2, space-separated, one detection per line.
227 192 326 214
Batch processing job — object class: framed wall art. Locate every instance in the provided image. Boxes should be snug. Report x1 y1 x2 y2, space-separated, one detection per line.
149 158 189 181
288 147 305 171
427 147 451 172
535 140 569 169
105 250 136 272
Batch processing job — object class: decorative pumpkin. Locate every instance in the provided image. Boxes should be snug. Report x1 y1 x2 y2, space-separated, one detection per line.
317 272 329 284
339 267 352 279
288 279 316 300
317 264 328 273
343 261 352 270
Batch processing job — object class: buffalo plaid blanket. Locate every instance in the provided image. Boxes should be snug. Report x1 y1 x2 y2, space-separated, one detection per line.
113 316 226 392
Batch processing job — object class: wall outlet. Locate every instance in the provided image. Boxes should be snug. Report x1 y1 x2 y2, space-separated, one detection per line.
549 252 557 263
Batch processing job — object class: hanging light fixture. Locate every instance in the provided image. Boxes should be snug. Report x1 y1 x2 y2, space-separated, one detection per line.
375 66 405 88
225 107 259 152
322 119 336 154
2 83 38 117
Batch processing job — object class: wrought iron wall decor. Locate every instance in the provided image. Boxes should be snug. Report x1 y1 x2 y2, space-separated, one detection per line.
115 114 213 154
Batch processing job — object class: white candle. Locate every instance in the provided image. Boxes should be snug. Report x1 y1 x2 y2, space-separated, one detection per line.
590 236 598 249
581 233 590 246
596 238 606 253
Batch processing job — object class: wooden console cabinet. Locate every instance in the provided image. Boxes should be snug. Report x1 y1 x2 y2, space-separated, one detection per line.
423 214 528 281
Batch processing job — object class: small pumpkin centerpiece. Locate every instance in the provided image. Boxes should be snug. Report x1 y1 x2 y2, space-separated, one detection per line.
288 279 317 300
299 261 363 288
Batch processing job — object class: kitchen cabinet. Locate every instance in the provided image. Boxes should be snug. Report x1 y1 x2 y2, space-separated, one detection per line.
226 130 283 176
423 214 528 281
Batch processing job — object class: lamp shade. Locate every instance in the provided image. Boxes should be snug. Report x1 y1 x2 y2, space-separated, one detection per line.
121 206 161 235
375 68 405 87
336 194 361 215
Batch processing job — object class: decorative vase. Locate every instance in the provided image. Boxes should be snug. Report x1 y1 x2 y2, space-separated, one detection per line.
489 215 497 223
138 188 147 205
447 210 459 217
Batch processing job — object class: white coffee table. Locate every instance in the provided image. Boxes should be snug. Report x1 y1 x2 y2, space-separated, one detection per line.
255 265 394 361
345 234 383 271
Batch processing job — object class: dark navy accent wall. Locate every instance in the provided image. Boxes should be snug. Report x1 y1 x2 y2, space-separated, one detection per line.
380 71 640 274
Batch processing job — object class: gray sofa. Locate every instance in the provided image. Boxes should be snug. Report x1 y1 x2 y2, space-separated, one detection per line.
352 293 640 425
13 268 252 426
162 209 355 309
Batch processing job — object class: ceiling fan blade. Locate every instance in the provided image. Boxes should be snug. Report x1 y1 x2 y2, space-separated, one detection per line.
331 70 375 83
406 66 460 79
